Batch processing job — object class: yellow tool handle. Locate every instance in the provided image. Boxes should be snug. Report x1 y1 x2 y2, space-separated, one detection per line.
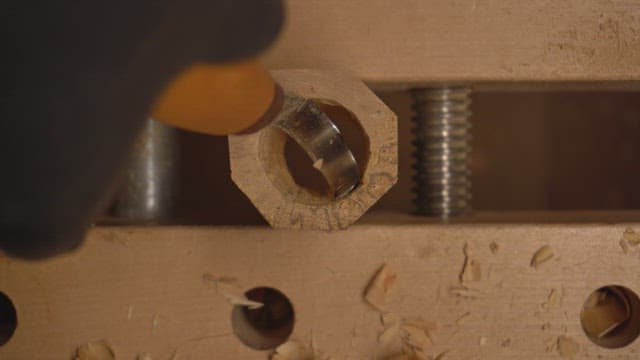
151 60 279 135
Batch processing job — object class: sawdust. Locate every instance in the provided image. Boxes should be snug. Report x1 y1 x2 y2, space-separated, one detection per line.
74 341 115 360
557 335 579 358
364 264 398 311
202 273 263 309
530 245 554 269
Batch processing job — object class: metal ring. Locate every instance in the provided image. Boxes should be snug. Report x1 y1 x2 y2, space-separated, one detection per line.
272 94 361 199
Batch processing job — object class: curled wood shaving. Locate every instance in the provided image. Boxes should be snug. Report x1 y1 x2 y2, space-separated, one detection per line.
557 336 579 358
530 245 554 269
74 341 115 360
202 273 263 309
364 264 398 311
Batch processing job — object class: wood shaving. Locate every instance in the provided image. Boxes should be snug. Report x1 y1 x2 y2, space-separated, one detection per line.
620 238 630 254
271 340 316 360
152 314 160 329
530 245 554 269
623 227 640 246
433 351 448 360
489 242 499 254
364 264 398 311
459 243 482 284
455 312 470 326
74 341 115 360
581 287 630 338
202 273 263 309
313 158 324 170
381 312 402 328
449 286 482 299
401 324 432 350
541 288 560 311
557 336 579 358
479 337 488 346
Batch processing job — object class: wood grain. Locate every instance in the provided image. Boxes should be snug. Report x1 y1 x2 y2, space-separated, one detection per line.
265 0 640 88
228 70 398 230
1 217 640 358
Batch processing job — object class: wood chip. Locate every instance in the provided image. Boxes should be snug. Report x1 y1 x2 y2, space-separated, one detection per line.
203 273 263 309
75 341 115 360
364 264 398 311
557 336 579 358
623 227 640 246
381 312 402 328
541 288 560 311
312 158 324 170
271 340 315 360
479 337 488 346
455 312 471 326
401 324 432 350
530 245 554 269
459 243 482 284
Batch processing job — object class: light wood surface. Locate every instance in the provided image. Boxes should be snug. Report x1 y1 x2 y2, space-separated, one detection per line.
2 216 640 358
229 70 398 230
265 0 640 88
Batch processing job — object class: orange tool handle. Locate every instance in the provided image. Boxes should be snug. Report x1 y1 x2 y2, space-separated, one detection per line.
151 60 280 135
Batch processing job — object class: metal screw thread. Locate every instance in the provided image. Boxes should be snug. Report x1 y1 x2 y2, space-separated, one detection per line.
411 87 472 217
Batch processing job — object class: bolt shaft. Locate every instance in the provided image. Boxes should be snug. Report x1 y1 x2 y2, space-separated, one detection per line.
411 87 472 217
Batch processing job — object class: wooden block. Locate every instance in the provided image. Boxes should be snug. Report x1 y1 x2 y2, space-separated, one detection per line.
265 1 640 88
228 70 398 230
1 217 640 358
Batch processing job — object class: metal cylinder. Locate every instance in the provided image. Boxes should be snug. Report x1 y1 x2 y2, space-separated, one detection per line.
411 86 472 218
111 119 179 221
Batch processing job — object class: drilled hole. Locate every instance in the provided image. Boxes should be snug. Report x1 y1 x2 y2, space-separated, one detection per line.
0 292 17 346
581 285 640 348
283 99 370 199
231 287 294 350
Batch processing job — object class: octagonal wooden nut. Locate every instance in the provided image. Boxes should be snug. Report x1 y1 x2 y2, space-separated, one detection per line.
229 70 397 230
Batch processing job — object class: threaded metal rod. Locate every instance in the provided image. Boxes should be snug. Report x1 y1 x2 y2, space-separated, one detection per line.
411 86 472 218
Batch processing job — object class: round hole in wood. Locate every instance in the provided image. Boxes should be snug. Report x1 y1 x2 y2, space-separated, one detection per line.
231 287 295 350
283 99 370 200
581 285 640 348
0 291 17 346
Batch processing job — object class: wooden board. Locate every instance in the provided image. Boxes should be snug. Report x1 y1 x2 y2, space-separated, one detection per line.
265 0 640 88
2 215 640 359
